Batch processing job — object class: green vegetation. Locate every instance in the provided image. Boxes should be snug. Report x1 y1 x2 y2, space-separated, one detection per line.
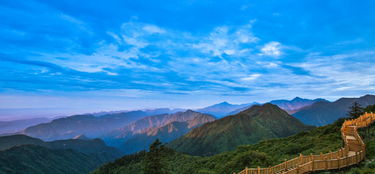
348 102 364 119
92 118 343 174
0 145 102 174
0 135 122 174
168 104 313 156
364 104 375 113
144 139 168 174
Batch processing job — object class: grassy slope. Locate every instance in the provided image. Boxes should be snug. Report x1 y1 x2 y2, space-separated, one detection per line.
92 119 344 174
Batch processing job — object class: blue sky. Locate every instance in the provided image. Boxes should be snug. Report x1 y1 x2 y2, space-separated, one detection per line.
1 0 375 119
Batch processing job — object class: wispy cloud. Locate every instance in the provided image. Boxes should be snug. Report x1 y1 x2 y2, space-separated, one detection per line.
1 0 375 114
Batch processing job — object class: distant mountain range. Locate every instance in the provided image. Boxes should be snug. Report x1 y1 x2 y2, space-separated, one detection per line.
293 94 375 126
105 110 215 153
23 109 176 141
0 134 122 174
196 102 259 118
226 97 325 116
270 97 327 114
168 103 313 156
0 117 50 134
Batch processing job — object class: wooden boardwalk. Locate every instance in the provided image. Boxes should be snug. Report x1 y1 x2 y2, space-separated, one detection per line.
235 112 375 174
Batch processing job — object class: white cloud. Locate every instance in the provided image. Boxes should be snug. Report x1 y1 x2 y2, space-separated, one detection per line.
142 25 166 34
241 74 261 81
260 41 282 57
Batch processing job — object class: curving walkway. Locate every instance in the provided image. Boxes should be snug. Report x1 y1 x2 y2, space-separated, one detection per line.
235 112 375 174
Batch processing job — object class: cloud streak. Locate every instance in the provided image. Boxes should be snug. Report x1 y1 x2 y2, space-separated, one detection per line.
1 0 375 115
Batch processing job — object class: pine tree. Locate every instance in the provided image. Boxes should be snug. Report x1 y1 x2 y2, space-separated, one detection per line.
144 139 167 174
348 102 364 119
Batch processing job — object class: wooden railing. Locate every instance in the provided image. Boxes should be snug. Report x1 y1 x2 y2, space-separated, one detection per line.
234 112 375 174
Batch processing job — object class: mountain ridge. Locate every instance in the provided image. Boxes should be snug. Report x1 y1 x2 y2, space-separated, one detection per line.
293 94 375 126
23 109 175 141
110 110 215 154
168 103 313 156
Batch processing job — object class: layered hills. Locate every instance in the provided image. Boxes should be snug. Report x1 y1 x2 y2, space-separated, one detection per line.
23 109 174 141
168 103 313 156
229 97 325 115
293 94 375 126
106 110 215 153
270 97 326 114
0 117 50 134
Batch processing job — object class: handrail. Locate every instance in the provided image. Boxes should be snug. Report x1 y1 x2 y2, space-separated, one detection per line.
234 112 375 174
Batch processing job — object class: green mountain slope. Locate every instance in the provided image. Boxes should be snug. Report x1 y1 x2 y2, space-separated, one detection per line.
0 134 122 174
0 145 102 174
168 103 313 156
0 134 45 151
92 118 347 174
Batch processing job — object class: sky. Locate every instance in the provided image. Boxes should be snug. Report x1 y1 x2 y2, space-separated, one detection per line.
1 0 375 119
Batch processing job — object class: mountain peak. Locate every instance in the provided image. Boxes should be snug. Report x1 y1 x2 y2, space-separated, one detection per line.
292 97 304 101
73 134 90 140
361 94 375 99
216 101 231 106
185 109 197 113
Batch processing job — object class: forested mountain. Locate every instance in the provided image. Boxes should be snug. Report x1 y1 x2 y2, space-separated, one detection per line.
168 103 313 156
0 134 122 174
0 145 103 174
92 118 353 174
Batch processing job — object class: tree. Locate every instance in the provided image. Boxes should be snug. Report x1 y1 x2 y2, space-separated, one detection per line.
364 104 375 113
348 102 364 119
144 139 168 174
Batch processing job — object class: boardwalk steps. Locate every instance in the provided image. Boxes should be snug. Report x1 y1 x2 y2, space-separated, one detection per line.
235 113 375 174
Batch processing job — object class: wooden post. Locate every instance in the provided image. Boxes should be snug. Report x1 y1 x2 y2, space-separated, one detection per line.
325 156 328 170
310 153 314 171
356 151 359 163
285 159 288 171
245 167 248 174
296 164 299 174
257 166 260 174
345 151 349 167
341 148 344 157
299 153 303 164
